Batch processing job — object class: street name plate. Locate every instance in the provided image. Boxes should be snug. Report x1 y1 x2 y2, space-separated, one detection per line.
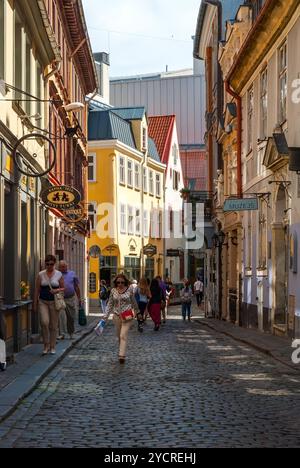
223 198 258 212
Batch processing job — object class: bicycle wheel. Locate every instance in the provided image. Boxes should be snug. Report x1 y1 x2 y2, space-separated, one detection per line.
12 133 56 178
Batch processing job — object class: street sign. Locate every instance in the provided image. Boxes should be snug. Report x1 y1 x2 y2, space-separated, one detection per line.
143 244 157 258
166 249 181 257
41 185 81 210
223 198 258 212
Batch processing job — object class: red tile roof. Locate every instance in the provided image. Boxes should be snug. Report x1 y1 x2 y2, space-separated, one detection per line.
180 150 208 191
148 115 176 164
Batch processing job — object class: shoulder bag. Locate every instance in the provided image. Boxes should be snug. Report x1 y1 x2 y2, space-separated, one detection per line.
45 274 66 311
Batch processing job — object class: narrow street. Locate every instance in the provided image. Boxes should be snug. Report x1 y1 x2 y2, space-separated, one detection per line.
1 308 300 448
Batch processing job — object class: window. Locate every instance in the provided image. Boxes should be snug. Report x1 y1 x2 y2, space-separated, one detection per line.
173 171 179 191
142 128 148 150
124 257 141 281
149 171 154 195
150 208 160 238
134 163 140 190
127 160 133 187
260 68 268 139
258 200 267 270
88 202 97 231
247 86 254 152
14 10 23 101
143 210 149 237
0 0 4 79
156 174 161 198
172 144 179 165
88 154 96 182
246 212 252 271
128 206 134 234
25 39 31 115
145 258 155 281
143 167 148 193
279 42 287 123
135 208 141 235
36 62 42 119
89 273 97 294
120 204 126 234
119 156 125 184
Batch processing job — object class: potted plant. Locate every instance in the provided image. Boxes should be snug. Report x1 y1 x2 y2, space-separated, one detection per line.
20 282 30 300
180 188 191 200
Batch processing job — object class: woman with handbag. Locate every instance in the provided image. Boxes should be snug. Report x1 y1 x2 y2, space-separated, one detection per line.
33 255 65 356
103 274 139 364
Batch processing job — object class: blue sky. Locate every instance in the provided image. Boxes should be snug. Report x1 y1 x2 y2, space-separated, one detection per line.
82 0 201 77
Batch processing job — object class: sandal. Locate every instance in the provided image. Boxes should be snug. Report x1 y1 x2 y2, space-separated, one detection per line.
119 356 126 364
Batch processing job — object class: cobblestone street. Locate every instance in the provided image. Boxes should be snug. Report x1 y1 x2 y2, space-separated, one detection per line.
1 309 300 448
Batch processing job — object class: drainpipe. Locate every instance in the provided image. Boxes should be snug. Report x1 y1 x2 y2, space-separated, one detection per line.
225 81 242 198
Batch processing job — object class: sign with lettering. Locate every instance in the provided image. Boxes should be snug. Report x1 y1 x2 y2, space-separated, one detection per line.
41 185 81 209
63 204 85 224
143 244 157 258
167 249 181 257
223 198 258 212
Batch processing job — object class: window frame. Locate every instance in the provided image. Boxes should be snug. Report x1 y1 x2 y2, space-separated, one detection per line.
134 163 140 190
156 173 161 198
128 205 134 235
260 67 268 140
120 203 127 234
88 153 97 182
149 170 154 195
143 167 148 193
278 42 287 124
119 156 126 185
247 85 254 153
127 160 133 188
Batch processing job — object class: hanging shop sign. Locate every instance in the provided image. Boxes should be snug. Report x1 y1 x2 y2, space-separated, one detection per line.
89 245 101 259
143 244 157 258
41 185 81 210
166 249 181 257
62 203 85 224
223 198 258 212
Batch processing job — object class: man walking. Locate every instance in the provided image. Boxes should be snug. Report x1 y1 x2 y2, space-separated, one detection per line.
194 277 204 308
59 261 82 339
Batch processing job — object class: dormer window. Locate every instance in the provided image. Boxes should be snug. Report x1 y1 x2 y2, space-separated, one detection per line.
142 127 148 151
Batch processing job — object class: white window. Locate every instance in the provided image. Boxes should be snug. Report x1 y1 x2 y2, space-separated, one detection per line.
134 163 140 190
143 210 149 237
142 127 148 150
247 86 254 152
156 174 161 198
14 10 23 101
36 61 42 119
88 202 97 231
120 204 127 234
128 206 134 234
149 171 154 195
279 42 287 123
127 160 133 187
260 68 268 139
135 208 141 235
119 156 125 184
172 144 179 165
88 154 96 182
143 167 148 193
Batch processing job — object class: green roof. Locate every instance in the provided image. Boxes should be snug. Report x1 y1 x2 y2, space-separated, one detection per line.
148 137 161 163
88 110 136 149
111 107 146 121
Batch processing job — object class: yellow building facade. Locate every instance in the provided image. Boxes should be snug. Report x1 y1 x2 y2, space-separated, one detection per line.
88 107 166 305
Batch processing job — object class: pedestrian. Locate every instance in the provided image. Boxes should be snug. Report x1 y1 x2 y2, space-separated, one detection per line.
194 277 204 308
59 261 82 340
180 280 193 321
148 278 164 331
33 255 65 355
131 279 138 292
155 276 167 324
135 278 151 333
165 278 174 316
103 274 139 364
99 279 109 314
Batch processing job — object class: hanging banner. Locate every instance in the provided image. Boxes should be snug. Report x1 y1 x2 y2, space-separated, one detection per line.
223 198 258 212
41 185 81 210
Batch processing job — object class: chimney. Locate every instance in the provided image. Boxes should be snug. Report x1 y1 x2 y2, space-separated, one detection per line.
93 52 110 104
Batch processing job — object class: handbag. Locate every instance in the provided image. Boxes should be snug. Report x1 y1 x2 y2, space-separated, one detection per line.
120 310 135 321
78 306 87 326
45 274 66 311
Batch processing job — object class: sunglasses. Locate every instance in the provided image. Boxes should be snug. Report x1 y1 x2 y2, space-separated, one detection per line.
46 263 55 266
116 281 125 285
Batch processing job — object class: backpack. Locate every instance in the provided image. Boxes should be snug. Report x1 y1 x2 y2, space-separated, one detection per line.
100 286 109 301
